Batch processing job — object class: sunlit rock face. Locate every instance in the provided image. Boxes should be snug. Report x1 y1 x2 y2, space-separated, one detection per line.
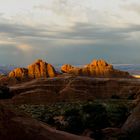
9 60 57 79
9 59 131 79
61 59 131 78
28 59 57 78
9 68 28 79
61 64 75 73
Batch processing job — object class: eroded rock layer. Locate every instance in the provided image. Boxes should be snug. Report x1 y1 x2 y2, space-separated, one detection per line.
8 76 140 104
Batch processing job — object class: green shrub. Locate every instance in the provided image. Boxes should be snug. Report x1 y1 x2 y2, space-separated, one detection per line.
16 100 131 137
111 95 120 99
81 103 109 130
63 108 84 134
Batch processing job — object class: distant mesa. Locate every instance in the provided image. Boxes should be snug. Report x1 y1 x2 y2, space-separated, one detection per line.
61 59 131 78
9 59 57 79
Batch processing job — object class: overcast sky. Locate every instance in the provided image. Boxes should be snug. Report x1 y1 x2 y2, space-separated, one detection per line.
0 0 140 65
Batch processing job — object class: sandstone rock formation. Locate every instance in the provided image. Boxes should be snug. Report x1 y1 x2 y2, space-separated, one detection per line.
9 59 57 79
122 103 140 140
61 64 75 73
9 68 28 79
0 103 92 140
28 59 56 78
61 59 131 78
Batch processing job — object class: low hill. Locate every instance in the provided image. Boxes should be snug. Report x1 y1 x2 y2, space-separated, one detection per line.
5 76 140 105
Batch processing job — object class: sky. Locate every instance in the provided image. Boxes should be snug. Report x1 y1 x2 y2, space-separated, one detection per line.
0 0 140 66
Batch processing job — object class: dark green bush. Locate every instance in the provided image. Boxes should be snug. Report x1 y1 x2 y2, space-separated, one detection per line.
63 108 84 134
111 95 120 99
81 103 109 130
17 101 131 137
64 108 79 117
106 104 129 127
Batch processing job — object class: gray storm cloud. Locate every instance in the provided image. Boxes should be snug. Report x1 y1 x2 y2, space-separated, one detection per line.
0 0 140 65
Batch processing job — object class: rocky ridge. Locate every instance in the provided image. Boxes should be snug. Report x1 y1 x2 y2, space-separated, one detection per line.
9 59 132 80
7 76 140 104
61 59 131 78
9 60 57 79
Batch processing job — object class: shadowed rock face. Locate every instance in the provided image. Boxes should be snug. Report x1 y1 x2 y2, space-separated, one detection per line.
9 60 57 79
61 59 131 78
8 76 140 104
122 103 140 140
0 103 93 140
9 59 132 80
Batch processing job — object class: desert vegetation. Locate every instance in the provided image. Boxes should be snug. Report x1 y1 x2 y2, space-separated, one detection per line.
14 100 133 139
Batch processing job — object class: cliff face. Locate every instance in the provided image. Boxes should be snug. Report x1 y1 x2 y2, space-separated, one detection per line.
61 59 131 78
9 60 57 79
28 60 56 78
